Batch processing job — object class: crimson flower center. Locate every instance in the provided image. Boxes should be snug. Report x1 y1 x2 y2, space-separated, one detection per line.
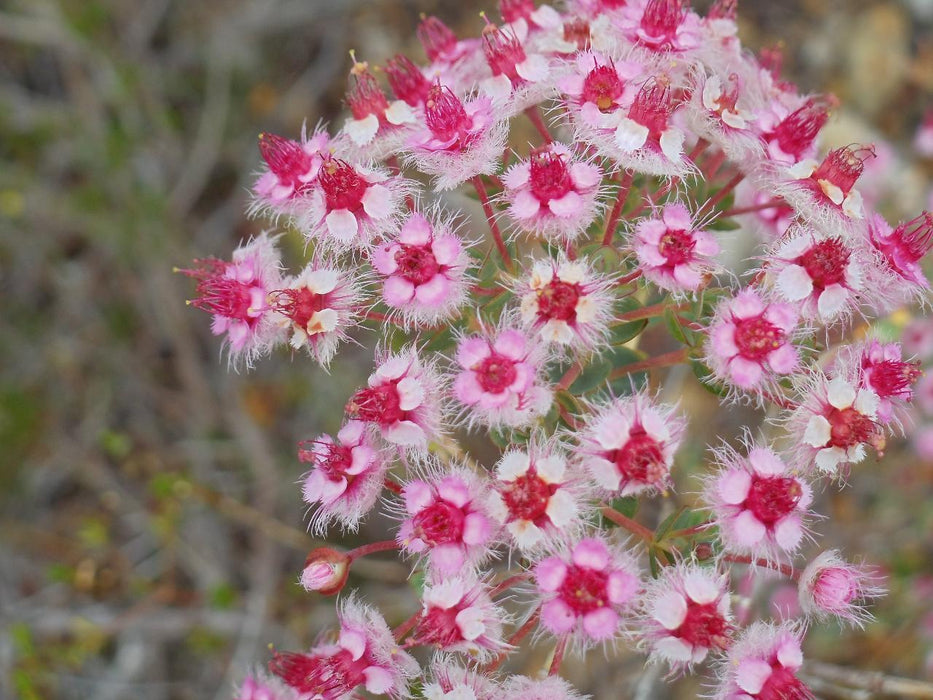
756 665 812 700
417 605 464 647
796 239 849 289
563 19 592 50
474 353 519 394
530 151 573 201
641 0 684 43
536 280 581 322
582 64 624 112
609 428 666 484
347 382 404 425
866 360 922 399
270 650 367 696
630 83 673 139
185 261 259 323
320 159 368 211
674 601 730 650
744 475 801 526
558 565 609 614
413 500 466 546
658 228 696 266
272 287 327 330
770 99 829 160
425 86 473 144
826 407 875 449
733 315 784 361
811 147 868 195
483 27 526 81
258 133 313 190
347 71 390 121
502 470 557 523
394 245 440 285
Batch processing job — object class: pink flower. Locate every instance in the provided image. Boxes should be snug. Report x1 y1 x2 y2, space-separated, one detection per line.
417 16 486 93
788 374 882 476
704 444 812 559
298 156 408 249
269 596 419 699
405 84 508 191
412 573 509 660
370 211 471 325
864 211 933 310
633 202 720 293
850 340 922 425
235 674 299 700
533 535 640 646
756 97 831 167
299 547 351 595
733 180 796 241
711 622 812 700
346 348 444 449
339 59 416 157
453 326 553 428
270 264 362 367
779 145 874 226
503 143 603 242
574 392 686 496
299 420 388 534
501 675 589 700
487 443 587 551
798 550 885 627
250 129 329 216
397 465 498 575
638 563 732 670
705 288 799 393
559 51 644 127
385 54 433 108
517 257 614 351
686 70 762 162
423 660 500 700
613 79 692 177
613 0 703 54
180 233 286 368
766 227 867 324
479 22 552 113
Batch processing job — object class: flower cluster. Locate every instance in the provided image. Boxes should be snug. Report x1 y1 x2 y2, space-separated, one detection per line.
180 1 932 697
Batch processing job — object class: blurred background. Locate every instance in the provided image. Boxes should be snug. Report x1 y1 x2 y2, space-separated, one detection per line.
2 0 933 698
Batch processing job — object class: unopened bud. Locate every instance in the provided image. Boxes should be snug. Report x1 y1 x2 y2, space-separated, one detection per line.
300 547 350 595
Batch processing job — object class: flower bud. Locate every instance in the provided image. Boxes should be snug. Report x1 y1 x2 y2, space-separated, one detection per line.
300 547 350 595
798 550 884 626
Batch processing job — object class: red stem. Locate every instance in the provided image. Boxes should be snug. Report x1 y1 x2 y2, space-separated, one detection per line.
346 539 398 561
383 478 403 494
472 176 513 271
525 105 553 143
722 553 799 581
549 637 567 676
484 609 540 672
600 505 654 542
721 198 785 217
608 347 689 380
616 301 690 323
602 169 635 246
688 138 710 163
556 362 583 391
490 572 531 598
392 610 421 643
698 172 745 217
616 269 643 286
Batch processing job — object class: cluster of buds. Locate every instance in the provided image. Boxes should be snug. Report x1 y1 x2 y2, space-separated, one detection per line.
181 1 932 698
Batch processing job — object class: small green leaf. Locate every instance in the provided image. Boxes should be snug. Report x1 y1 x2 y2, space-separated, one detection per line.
569 357 612 395
609 319 648 346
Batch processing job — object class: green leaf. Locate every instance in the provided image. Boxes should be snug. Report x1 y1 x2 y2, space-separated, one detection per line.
569 357 613 395
690 359 729 397
664 307 688 345
611 496 639 518
609 320 648 346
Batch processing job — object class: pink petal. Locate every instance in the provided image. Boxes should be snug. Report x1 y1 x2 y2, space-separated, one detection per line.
361 184 392 220
454 370 485 405
729 290 765 319
572 538 609 570
493 329 528 360
767 343 798 374
371 244 399 275
399 213 433 245
414 275 451 307
582 608 619 640
541 599 576 633
662 203 693 231
383 275 416 305
729 356 764 389
431 235 462 265
535 557 568 592
362 667 395 695
437 476 470 507
511 189 541 219
710 322 739 358
462 512 492 545
607 571 638 606
548 191 584 218
457 337 492 368
718 469 752 505
731 510 767 548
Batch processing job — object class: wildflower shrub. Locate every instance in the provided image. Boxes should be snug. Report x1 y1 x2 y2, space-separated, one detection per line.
181 0 930 697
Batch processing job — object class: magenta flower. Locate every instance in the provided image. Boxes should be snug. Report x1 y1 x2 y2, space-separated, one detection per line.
299 420 387 534
251 129 329 216
633 202 720 292
779 145 873 228
711 622 812 700
452 326 553 429
559 51 644 132
756 97 830 168
339 60 416 157
864 210 933 310
853 340 922 425
417 16 486 93
613 80 692 177
613 0 703 54
705 288 799 392
574 392 686 497
397 465 498 575
503 143 603 242
405 84 508 191
479 22 552 113
346 348 444 450
270 264 362 367
487 443 587 552
370 211 470 325
412 573 509 660
181 233 286 368
798 550 885 627
704 444 812 559
533 535 640 646
269 596 419 699
638 563 732 670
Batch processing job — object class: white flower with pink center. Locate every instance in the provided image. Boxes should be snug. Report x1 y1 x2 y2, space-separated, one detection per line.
780 145 873 227
633 202 720 293
487 445 585 552
397 466 498 576
864 210 933 311
299 420 387 534
250 129 329 217
298 156 407 250
371 211 470 325
479 22 552 114
559 51 645 139
423 660 500 700
405 84 508 191
574 393 686 497
711 622 811 700
613 0 703 54
412 573 509 660
613 79 692 177
181 233 286 369
339 60 416 157
789 374 882 476
639 563 732 670
767 228 865 324
517 257 614 350
705 444 812 559
798 550 885 627
235 673 299 700
850 340 922 425
270 265 362 367
502 675 589 700
705 288 799 392
269 596 419 699
534 535 640 646
453 326 553 428
686 71 762 162
346 348 444 450
503 143 603 242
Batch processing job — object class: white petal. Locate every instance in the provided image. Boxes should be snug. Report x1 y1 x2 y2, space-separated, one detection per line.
396 376 425 411
803 415 832 447
817 284 848 321
775 264 814 301
325 209 358 243
653 590 688 630
826 377 856 409
659 128 685 162
815 446 846 473
344 114 379 146
615 119 649 152
497 451 531 481
385 100 416 125
361 184 393 220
